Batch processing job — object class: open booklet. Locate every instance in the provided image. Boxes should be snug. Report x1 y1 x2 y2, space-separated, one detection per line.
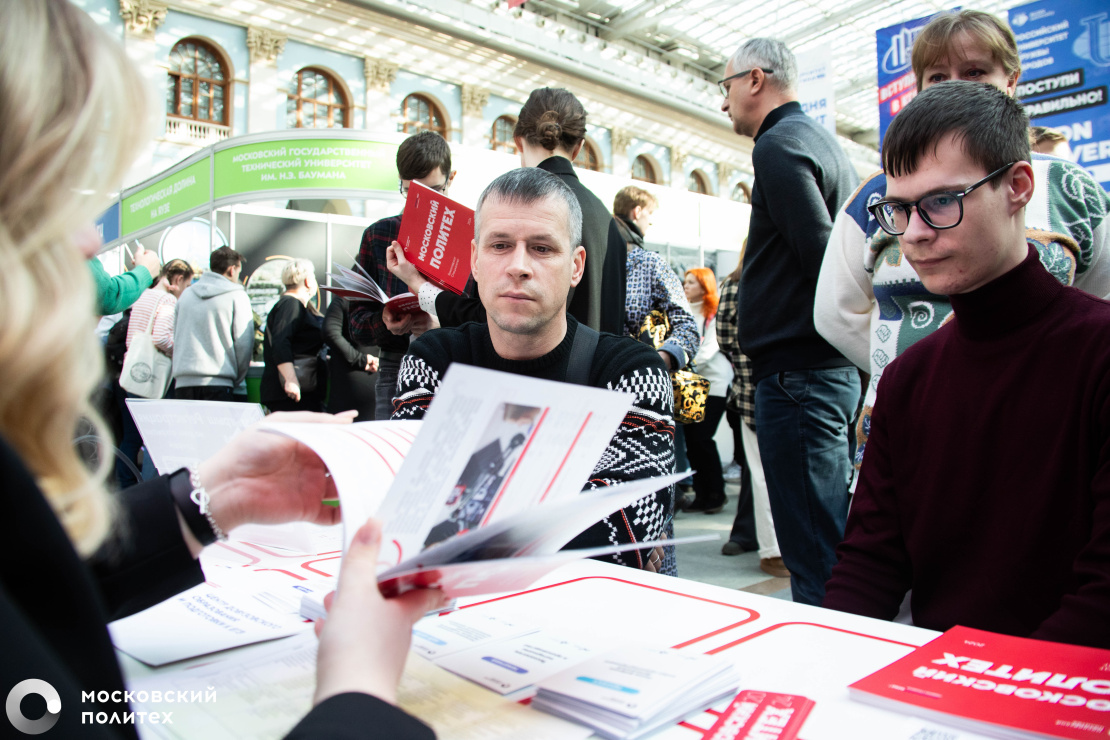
319 260 422 315
264 364 700 600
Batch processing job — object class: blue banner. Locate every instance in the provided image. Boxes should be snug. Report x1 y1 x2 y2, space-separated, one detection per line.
1009 0 1110 187
95 200 120 246
875 12 948 150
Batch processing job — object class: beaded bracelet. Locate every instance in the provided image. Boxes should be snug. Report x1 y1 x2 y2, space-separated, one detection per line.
169 466 227 546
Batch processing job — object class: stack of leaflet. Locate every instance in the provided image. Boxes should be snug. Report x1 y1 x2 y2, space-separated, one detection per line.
531 644 740 739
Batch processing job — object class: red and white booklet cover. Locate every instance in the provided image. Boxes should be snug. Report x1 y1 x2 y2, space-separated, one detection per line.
849 625 1110 739
320 262 422 315
396 181 474 295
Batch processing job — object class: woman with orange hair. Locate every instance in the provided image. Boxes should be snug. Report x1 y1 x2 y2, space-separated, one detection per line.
680 268 734 513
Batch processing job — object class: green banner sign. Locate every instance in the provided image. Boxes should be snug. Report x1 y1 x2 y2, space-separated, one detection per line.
120 158 211 236
104 132 405 247
213 138 398 199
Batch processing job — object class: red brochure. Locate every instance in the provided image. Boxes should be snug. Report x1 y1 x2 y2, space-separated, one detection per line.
849 625 1110 739
396 181 474 295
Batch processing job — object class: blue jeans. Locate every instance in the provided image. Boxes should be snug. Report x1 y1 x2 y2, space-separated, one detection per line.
755 367 860 606
115 387 144 488
374 356 401 421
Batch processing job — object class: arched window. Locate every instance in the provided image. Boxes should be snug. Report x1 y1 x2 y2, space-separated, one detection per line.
402 93 446 136
632 155 657 184
166 39 229 126
287 67 350 129
688 170 710 194
731 181 752 203
573 139 602 172
491 115 517 154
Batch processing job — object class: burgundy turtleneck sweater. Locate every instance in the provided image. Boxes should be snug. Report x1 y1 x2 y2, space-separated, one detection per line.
823 244 1110 648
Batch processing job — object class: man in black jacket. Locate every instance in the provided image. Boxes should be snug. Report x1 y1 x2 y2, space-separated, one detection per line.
720 37 860 606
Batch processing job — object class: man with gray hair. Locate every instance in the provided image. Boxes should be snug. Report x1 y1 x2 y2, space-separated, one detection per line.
391 168 678 575
720 38 860 605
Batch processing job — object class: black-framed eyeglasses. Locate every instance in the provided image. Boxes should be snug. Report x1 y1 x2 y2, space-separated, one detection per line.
717 68 773 97
399 181 447 196
867 162 1016 236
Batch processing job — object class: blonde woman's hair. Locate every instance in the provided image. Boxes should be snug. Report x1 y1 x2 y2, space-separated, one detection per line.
0 0 150 555
281 258 316 288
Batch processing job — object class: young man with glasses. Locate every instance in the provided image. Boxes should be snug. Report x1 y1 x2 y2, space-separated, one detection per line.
349 130 455 420
814 10 1110 488
719 37 860 606
822 81 1110 649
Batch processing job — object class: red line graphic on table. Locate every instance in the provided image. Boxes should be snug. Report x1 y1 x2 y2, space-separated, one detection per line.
462 576 760 649
211 542 261 567
707 621 918 655
300 554 342 578
256 568 307 581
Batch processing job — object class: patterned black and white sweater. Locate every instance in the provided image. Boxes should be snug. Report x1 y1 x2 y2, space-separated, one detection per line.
392 315 678 574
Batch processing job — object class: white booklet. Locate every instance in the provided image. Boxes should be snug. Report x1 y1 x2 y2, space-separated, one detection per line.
433 622 611 698
124 399 266 474
109 581 311 666
265 364 702 600
531 645 740 740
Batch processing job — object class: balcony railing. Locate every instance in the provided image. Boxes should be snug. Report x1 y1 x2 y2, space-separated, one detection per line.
164 118 231 145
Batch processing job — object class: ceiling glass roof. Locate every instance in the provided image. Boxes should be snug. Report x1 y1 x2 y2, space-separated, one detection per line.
527 0 1015 146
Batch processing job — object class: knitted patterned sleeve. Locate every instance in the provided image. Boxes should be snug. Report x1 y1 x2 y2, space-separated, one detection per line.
390 352 441 420
1045 158 1110 299
564 355 677 571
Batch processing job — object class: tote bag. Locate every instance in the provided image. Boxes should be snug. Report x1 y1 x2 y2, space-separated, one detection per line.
120 301 173 399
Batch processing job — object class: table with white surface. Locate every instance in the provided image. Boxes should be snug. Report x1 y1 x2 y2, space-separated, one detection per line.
119 557 993 740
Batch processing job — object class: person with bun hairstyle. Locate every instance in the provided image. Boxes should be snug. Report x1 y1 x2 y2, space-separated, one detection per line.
387 88 627 340
0 2 443 736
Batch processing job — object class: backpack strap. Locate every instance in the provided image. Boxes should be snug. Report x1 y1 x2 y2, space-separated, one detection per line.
565 323 599 386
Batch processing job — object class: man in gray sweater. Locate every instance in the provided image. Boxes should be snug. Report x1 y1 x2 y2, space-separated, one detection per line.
172 247 255 401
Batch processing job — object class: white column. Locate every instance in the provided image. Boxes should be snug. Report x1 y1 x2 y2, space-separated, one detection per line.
461 85 491 149
670 147 688 190
119 0 167 177
364 58 399 136
718 162 734 201
611 128 632 180
246 27 287 134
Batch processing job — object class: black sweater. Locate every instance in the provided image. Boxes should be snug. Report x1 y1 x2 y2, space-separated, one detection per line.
825 246 1110 648
262 295 323 403
739 101 859 383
